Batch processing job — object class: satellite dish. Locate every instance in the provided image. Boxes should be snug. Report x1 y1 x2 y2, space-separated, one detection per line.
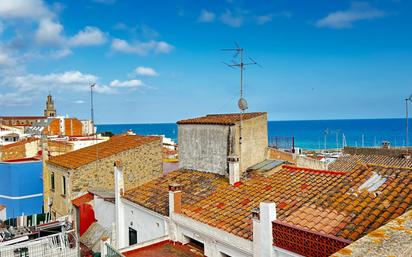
238 98 248 111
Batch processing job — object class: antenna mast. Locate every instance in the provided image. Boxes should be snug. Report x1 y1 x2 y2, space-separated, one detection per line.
222 43 260 170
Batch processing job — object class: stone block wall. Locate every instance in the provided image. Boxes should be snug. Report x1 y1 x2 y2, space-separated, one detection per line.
44 138 162 218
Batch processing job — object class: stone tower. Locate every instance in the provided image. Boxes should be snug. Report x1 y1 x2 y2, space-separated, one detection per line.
44 94 57 117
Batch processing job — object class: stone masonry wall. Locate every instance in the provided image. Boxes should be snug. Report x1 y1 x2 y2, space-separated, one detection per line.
45 138 162 218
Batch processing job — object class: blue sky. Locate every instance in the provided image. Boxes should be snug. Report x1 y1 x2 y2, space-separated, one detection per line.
0 0 411 123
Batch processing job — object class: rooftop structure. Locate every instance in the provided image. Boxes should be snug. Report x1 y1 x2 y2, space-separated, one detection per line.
122 163 411 256
177 112 268 178
44 134 163 220
48 134 160 169
177 112 266 125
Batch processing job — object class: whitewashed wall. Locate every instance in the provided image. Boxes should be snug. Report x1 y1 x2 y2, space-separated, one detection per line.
121 199 169 246
93 198 115 230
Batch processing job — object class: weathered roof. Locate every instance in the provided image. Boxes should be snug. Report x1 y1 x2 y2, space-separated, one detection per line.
328 154 412 171
124 164 412 243
177 112 266 125
332 210 412 257
47 134 160 169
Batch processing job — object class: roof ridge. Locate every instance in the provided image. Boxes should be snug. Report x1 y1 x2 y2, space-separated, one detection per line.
281 164 347 176
364 163 412 171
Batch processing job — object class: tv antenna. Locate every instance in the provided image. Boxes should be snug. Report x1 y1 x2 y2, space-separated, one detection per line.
222 43 261 168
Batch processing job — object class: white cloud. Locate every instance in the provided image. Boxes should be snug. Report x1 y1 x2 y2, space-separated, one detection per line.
135 66 158 77
315 2 386 29
220 10 244 27
0 48 16 67
0 70 115 94
35 18 64 46
111 38 174 55
0 93 31 107
198 9 216 23
50 48 73 59
68 26 107 47
110 79 143 88
0 0 52 20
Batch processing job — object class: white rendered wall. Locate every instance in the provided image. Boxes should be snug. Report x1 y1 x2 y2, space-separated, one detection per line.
122 199 169 246
0 208 6 221
93 198 115 230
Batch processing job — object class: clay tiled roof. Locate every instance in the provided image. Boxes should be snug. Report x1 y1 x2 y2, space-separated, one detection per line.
177 112 266 125
328 154 412 171
123 240 204 257
124 164 412 243
72 192 94 207
47 134 160 169
0 138 39 149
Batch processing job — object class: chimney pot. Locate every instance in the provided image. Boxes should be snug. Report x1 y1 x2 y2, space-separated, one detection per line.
168 183 183 192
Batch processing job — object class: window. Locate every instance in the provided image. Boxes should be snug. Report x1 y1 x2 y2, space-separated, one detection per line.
51 172 55 191
62 176 66 196
129 228 137 246
188 238 204 253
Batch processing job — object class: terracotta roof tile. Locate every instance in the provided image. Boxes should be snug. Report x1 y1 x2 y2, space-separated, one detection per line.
47 134 160 169
124 164 412 243
328 154 412 171
0 137 39 149
177 112 266 125
72 192 94 207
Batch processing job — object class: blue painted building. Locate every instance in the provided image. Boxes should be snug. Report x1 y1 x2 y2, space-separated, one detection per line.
0 159 43 218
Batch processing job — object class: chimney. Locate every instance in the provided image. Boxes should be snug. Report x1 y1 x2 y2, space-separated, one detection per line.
168 183 183 215
252 201 276 257
228 156 240 186
114 161 126 249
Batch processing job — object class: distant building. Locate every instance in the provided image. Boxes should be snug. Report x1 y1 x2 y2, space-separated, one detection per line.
0 204 6 221
44 134 162 220
43 117 84 137
0 116 46 127
0 138 40 161
44 94 57 117
177 112 268 176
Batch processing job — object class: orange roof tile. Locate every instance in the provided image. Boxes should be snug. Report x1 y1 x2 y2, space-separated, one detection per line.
47 134 161 169
124 164 412 243
0 138 39 149
177 112 266 125
328 154 412 171
72 192 94 207
0 204 5 211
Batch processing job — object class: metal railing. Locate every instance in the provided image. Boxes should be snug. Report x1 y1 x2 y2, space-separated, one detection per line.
105 243 125 257
0 230 79 257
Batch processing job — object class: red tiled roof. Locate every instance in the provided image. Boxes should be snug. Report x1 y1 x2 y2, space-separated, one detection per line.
123 240 204 257
177 112 266 125
328 154 412 171
124 164 412 243
47 134 161 169
0 116 46 120
72 192 94 207
0 138 39 149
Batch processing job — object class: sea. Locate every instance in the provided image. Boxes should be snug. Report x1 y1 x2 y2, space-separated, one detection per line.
97 118 409 150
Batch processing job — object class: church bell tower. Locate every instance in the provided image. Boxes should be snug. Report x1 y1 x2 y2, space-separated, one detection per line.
44 94 57 117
